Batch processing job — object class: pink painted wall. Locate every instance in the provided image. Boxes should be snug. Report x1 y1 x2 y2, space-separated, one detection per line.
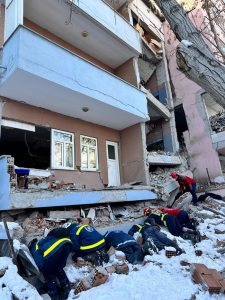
163 7 223 182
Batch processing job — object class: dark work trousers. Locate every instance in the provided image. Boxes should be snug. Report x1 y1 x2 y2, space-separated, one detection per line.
164 215 183 237
142 226 177 251
177 211 193 229
190 183 198 204
119 244 144 264
41 244 71 296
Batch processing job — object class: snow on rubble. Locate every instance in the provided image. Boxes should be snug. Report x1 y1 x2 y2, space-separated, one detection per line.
63 215 225 300
1 198 225 299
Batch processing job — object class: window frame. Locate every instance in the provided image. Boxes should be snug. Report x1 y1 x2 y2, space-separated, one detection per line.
51 129 75 170
80 135 99 171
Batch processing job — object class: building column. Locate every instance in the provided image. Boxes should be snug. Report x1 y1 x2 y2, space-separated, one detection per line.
183 91 223 182
120 122 150 185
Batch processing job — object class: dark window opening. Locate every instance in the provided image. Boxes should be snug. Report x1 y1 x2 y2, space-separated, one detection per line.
146 120 164 152
0 125 51 169
108 145 116 160
174 105 188 146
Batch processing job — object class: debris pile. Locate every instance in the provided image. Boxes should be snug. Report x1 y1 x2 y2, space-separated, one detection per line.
210 111 225 133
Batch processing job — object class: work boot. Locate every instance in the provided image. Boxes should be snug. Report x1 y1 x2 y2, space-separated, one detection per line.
142 239 158 255
182 232 198 245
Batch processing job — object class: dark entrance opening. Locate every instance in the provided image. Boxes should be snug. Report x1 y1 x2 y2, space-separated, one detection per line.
0 125 51 169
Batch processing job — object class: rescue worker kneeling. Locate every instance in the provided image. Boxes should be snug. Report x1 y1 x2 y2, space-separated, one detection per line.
29 236 72 300
69 223 109 266
105 230 144 264
128 223 183 255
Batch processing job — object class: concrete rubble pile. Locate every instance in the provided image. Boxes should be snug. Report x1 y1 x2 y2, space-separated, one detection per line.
1 191 225 298
210 111 225 133
148 156 190 204
0 201 154 243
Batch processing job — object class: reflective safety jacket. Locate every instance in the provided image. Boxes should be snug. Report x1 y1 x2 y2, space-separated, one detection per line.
145 211 183 237
69 224 106 256
145 211 168 227
105 230 137 250
30 236 72 269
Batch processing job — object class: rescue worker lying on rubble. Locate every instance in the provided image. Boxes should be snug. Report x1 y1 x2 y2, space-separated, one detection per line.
48 223 109 267
143 207 201 244
157 207 197 230
128 223 183 255
105 230 144 264
170 171 198 205
29 235 72 300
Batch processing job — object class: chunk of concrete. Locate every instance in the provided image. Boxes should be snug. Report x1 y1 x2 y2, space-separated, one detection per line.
48 210 80 219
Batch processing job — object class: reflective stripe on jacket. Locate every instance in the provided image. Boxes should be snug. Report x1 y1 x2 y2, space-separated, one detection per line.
152 211 167 226
70 223 106 255
30 236 72 269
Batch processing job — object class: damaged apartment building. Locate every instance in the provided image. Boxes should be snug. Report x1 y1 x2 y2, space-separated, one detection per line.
0 0 161 211
1 0 223 213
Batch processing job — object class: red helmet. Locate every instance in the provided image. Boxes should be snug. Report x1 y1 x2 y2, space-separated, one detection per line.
170 172 177 179
143 207 151 216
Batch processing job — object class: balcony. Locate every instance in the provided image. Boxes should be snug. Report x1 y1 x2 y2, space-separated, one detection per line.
3 0 141 68
0 26 148 130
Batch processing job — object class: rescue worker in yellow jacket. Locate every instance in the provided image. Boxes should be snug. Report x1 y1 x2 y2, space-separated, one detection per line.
29 236 72 300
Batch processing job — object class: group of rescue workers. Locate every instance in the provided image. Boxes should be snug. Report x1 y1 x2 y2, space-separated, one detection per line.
28 172 201 300
29 211 200 298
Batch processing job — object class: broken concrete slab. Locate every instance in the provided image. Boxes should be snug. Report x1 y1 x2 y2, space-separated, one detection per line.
5 189 157 210
47 210 80 219
148 153 181 166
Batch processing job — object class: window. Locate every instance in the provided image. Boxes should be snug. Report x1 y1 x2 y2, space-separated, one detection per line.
51 129 74 169
80 135 98 171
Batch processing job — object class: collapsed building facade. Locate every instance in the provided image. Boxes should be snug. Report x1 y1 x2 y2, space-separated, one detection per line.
0 0 224 212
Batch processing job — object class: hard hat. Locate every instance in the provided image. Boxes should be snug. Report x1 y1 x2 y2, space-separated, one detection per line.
170 172 177 178
143 207 151 216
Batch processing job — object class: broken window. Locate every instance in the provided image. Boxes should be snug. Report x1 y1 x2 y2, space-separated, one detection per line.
80 135 98 171
51 129 74 169
0 124 50 169
174 105 188 146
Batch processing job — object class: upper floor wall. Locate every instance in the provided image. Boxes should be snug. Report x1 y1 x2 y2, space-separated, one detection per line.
2 0 142 69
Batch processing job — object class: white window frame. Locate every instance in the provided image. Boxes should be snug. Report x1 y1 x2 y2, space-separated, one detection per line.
80 135 98 171
51 129 75 170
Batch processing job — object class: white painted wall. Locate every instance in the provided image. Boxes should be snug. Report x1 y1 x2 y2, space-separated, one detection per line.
4 0 23 41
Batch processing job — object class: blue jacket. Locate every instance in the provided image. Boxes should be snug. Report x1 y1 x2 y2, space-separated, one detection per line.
105 230 137 250
30 236 72 269
69 224 106 257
